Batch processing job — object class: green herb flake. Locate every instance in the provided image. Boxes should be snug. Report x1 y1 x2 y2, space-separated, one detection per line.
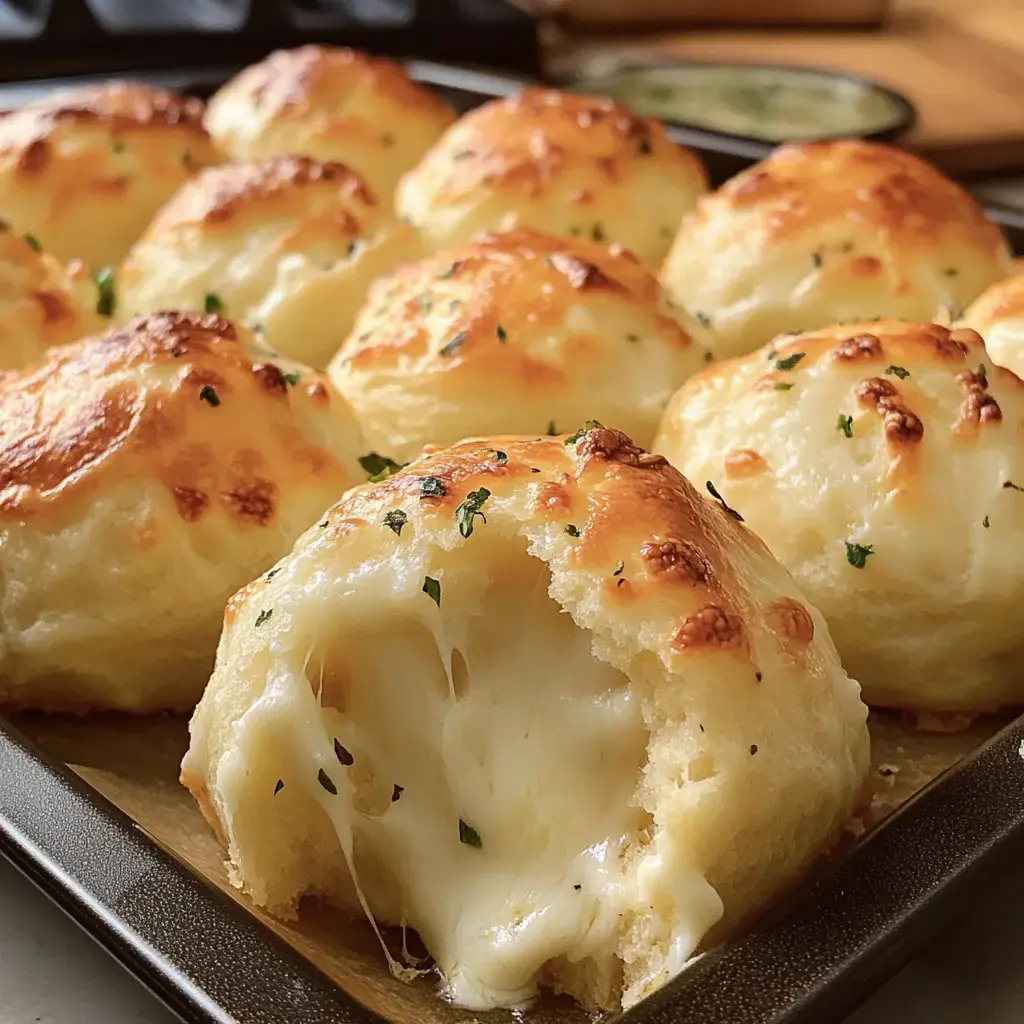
203 292 224 315
774 381 794 391
845 541 874 569
748 744 759 757
695 311 713 329
199 385 220 407
1003 480 1024 492
591 222 606 243
626 333 639 343
636 136 653 156
705 480 744 522
317 769 338 795
613 561 624 576
944 267 959 277
392 784 404 802
334 738 354 766
422 576 441 607
459 818 482 848
440 331 466 357
416 292 433 314
273 779 284 796
23 233 41 253
495 323 507 343
281 371 301 386
565 419 604 445
384 509 408 536
456 487 491 538
491 449 508 465
94 266 116 316
774 352 805 372
112 139 125 154
182 148 193 167
265 568 281 581
546 421 558 436
359 452 401 480
812 251 823 269
574 883 582 890
983 515 990 528
885 365 910 380
255 608 273 627
565 524 582 537
420 476 446 499
977 364 988 384
837 414 853 438
438 263 457 279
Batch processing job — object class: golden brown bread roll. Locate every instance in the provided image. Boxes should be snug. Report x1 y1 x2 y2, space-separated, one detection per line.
396 89 708 269
328 227 709 462
655 320 1024 711
0 311 365 713
205 46 456 202
661 140 1012 360
0 82 218 268
963 270 1024 378
120 155 417 368
182 426 869 1013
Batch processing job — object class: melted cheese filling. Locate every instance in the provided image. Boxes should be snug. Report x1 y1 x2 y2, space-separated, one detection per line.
236 543 724 1009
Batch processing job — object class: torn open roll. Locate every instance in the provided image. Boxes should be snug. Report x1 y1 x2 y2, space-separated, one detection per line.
181 425 869 1013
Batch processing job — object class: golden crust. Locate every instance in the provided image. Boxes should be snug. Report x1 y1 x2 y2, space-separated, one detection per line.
0 82 218 267
963 270 1024 378
183 424 868 1011
205 46 455 200
0 311 367 712
120 156 415 368
0 223 105 369
655 319 1024 711
328 227 708 460
661 140 1012 359
396 89 708 269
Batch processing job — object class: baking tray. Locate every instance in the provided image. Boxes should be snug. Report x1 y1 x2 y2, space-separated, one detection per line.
3 57 1024 1024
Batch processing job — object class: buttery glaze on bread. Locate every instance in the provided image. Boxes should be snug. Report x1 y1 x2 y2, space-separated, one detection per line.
182 425 869 1012
0 312 365 713
660 140 1012 359
0 222 106 368
205 46 456 201
328 227 709 461
963 270 1024 378
396 89 708 269
655 320 1024 711
0 82 218 268
120 155 416 368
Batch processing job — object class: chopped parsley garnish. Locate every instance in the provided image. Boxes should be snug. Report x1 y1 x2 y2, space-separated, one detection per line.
265 568 281 580
456 487 491 538
750 744 758 756
837 414 853 438
591 222 606 243
281 371 301 386
490 449 508 465
885 365 910 380
1003 480 1024 492
384 509 408 536
695 311 713 329
812 251 823 268
274 779 284 796
112 140 125 154
574 883 582 891
845 541 874 569
23 233 41 253
983 515 990 528
755 671 763 682
359 452 401 481
416 292 433 313
774 352 805 372
565 524 582 537
706 480 744 522
392 784 404 802
420 476 446 498
546 421 558 436
334 738 354 766
613 561 624 576
626 333 639 343
636 136 653 156
422 576 441 607
565 419 604 445
440 332 466 357
495 323 507 343
459 818 482 848
255 608 273 627
94 266 116 316
199 385 220 407
977 364 987 384
181 148 193 167
944 267 959 277
317 769 338 795
203 292 224 315
774 382 794 391
438 263 457 279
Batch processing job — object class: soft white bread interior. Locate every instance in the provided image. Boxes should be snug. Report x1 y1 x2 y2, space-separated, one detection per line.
328 227 709 462
655 320 1024 711
0 81 219 268
660 140 1012 360
120 155 417 369
0 311 365 713
396 88 708 269
0 222 106 368
204 45 456 202
182 426 869 1013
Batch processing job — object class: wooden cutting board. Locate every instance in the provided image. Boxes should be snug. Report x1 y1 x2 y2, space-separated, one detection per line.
544 0 1024 176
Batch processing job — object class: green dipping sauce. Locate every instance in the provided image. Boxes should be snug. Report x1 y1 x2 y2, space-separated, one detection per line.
570 64 907 143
